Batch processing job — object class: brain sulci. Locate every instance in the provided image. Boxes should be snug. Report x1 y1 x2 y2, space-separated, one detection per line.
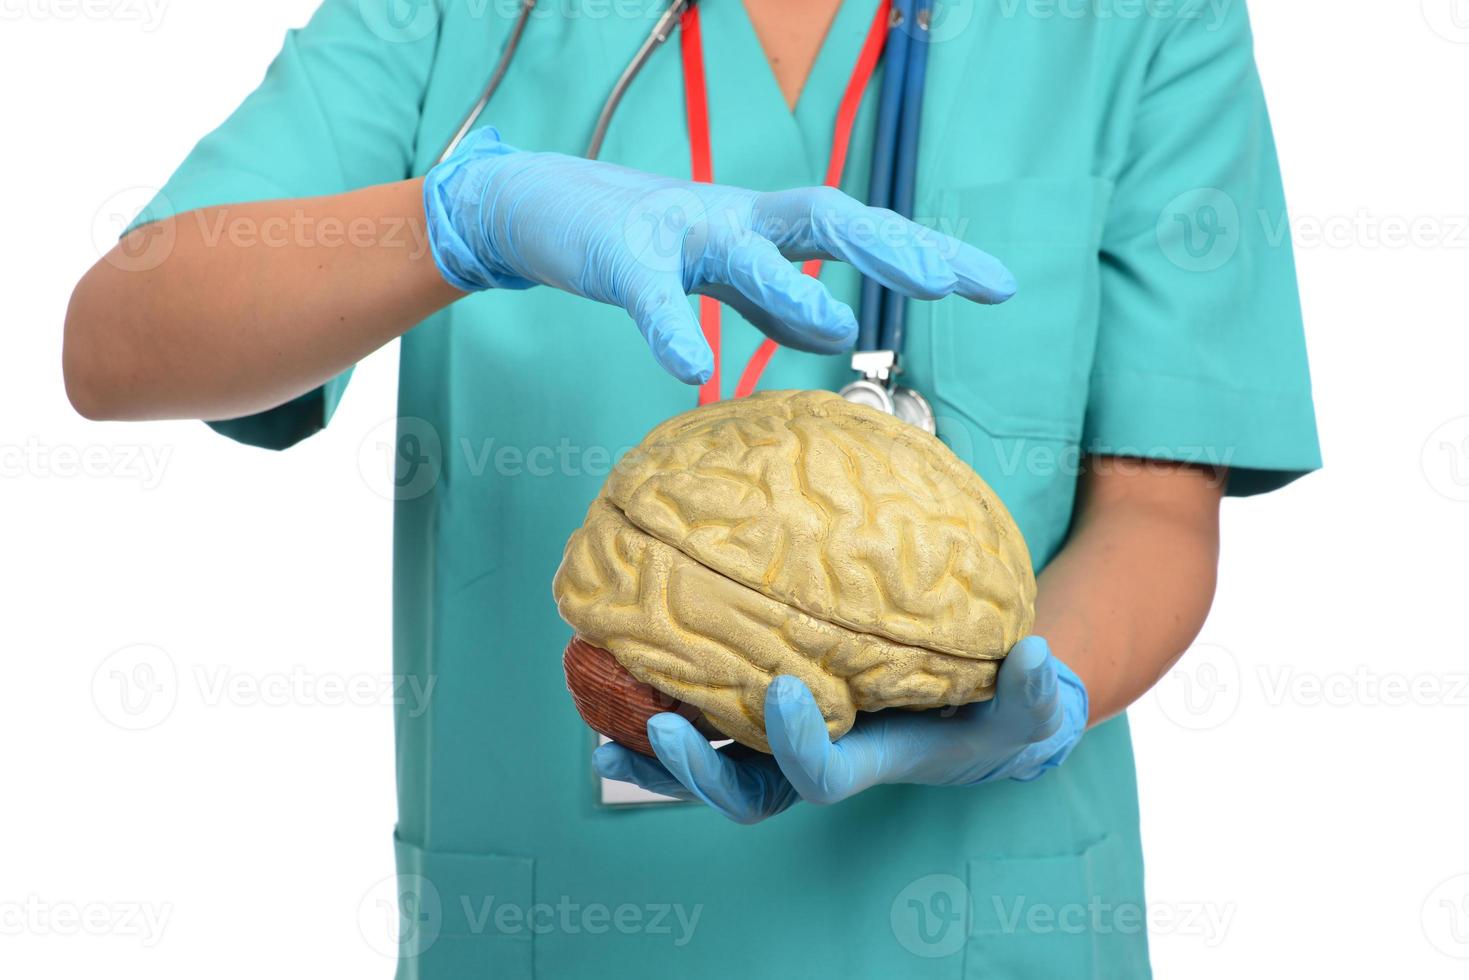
552 389 1036 754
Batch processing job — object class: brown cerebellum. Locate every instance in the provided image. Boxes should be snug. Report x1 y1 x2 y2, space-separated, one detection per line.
562 636 707 756
554 390 1037 755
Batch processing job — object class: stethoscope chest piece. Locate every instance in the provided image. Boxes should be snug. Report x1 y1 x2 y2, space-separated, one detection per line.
838 377 895 416
891 385 936 435
838 379 937 435
838 349 937 435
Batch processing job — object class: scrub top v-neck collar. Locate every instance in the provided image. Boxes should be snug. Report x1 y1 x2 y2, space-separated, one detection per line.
699 0 884 188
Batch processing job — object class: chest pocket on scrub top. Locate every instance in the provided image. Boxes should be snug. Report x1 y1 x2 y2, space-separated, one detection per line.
928 177 1112 444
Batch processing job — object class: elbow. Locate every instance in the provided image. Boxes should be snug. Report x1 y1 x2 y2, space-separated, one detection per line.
63 286 130 422
63 367 114 423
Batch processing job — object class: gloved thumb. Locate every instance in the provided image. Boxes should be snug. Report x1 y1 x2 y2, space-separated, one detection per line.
994 636 1065 745
765 675 866 805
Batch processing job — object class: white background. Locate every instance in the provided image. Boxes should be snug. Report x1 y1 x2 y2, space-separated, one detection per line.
3 1 1468 976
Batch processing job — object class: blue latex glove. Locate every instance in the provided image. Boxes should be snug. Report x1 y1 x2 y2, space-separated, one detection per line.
594 636 1088 824
423 128 1017 384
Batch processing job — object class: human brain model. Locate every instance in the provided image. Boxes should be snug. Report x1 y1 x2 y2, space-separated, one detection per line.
552 390 1035 755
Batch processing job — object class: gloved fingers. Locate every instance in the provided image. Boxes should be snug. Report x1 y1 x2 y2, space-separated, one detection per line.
626 282 715 385
764 676 875 805
992 636 1065 745
696 236 858 353
945 237 1019 305
592 741 701 802
751 188 1017 305
646 713 798 825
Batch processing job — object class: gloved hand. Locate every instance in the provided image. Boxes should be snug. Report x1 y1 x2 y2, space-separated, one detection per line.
423 128 1017 384
594 636 1088 825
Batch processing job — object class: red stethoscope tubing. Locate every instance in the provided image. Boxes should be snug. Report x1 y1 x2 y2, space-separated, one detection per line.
680 1 892 405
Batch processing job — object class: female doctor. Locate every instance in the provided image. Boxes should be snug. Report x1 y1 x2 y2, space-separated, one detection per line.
64 0 1319 975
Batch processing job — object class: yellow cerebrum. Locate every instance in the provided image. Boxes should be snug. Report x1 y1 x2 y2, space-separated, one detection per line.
553 389 1036 752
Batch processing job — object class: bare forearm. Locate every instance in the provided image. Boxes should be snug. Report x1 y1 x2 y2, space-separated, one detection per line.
63 178 463 421
1033 458 1224 725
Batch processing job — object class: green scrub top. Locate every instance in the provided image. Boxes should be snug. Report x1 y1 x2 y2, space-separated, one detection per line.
137 1 1319 976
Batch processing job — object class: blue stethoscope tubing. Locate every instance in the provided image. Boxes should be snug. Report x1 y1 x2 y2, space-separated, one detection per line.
878 0 932 360
859 0 914 353
845 0 937 432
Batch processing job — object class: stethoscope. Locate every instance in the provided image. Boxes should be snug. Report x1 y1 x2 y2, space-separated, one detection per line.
440 0 938 434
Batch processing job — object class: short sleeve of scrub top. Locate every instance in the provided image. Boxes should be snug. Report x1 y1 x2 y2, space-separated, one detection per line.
1088 2 1321 496
127 0 438 450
